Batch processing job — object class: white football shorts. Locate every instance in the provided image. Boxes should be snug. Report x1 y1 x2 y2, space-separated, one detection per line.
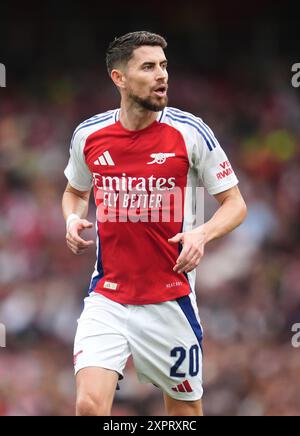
74 291 203 401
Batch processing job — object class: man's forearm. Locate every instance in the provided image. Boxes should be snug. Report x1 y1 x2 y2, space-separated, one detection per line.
62 191 89 222
62 186 94 255
199 195 247 244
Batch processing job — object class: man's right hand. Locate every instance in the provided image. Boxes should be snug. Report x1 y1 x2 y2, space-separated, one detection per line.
66 218 94 255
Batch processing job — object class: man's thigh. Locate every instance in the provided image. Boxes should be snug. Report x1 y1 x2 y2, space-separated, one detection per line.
163 393 203 416
76 367 119 414
74 292 131 381
128 293 203 402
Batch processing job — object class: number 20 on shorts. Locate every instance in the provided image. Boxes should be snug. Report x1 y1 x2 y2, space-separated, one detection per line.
170 345 200 377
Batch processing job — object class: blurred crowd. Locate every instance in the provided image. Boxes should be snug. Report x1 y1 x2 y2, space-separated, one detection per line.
0 67 300 416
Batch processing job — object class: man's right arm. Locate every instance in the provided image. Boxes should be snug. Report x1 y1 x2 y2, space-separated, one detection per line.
62 182 94 255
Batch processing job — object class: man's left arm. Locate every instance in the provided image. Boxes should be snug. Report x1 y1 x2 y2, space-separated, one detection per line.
168 185 247 274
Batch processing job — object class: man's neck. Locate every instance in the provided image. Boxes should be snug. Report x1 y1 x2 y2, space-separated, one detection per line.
119 101 158 131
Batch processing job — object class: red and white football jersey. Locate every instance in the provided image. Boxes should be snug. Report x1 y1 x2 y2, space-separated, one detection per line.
64 107 238 304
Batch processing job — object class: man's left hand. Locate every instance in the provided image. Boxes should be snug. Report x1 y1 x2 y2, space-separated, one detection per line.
168 227 207 274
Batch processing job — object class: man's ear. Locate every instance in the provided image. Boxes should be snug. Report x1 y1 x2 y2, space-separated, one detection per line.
111 69 126 89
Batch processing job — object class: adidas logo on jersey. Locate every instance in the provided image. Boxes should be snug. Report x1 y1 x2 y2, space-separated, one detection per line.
171 380 193 393
94 151 115 166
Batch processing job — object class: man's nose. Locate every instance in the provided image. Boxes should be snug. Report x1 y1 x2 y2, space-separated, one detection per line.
155 66 167 80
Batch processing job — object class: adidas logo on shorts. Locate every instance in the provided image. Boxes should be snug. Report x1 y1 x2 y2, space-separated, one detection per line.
73 350 83 365
171 379 193 393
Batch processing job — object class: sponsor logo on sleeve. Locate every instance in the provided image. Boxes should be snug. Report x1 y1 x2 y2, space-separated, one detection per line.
215 160 234 180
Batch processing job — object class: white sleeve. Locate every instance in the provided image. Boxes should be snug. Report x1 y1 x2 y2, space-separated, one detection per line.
64 129 93 191
196 123 239 195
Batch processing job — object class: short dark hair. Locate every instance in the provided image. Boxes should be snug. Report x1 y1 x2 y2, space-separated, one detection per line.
106 31 167 75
